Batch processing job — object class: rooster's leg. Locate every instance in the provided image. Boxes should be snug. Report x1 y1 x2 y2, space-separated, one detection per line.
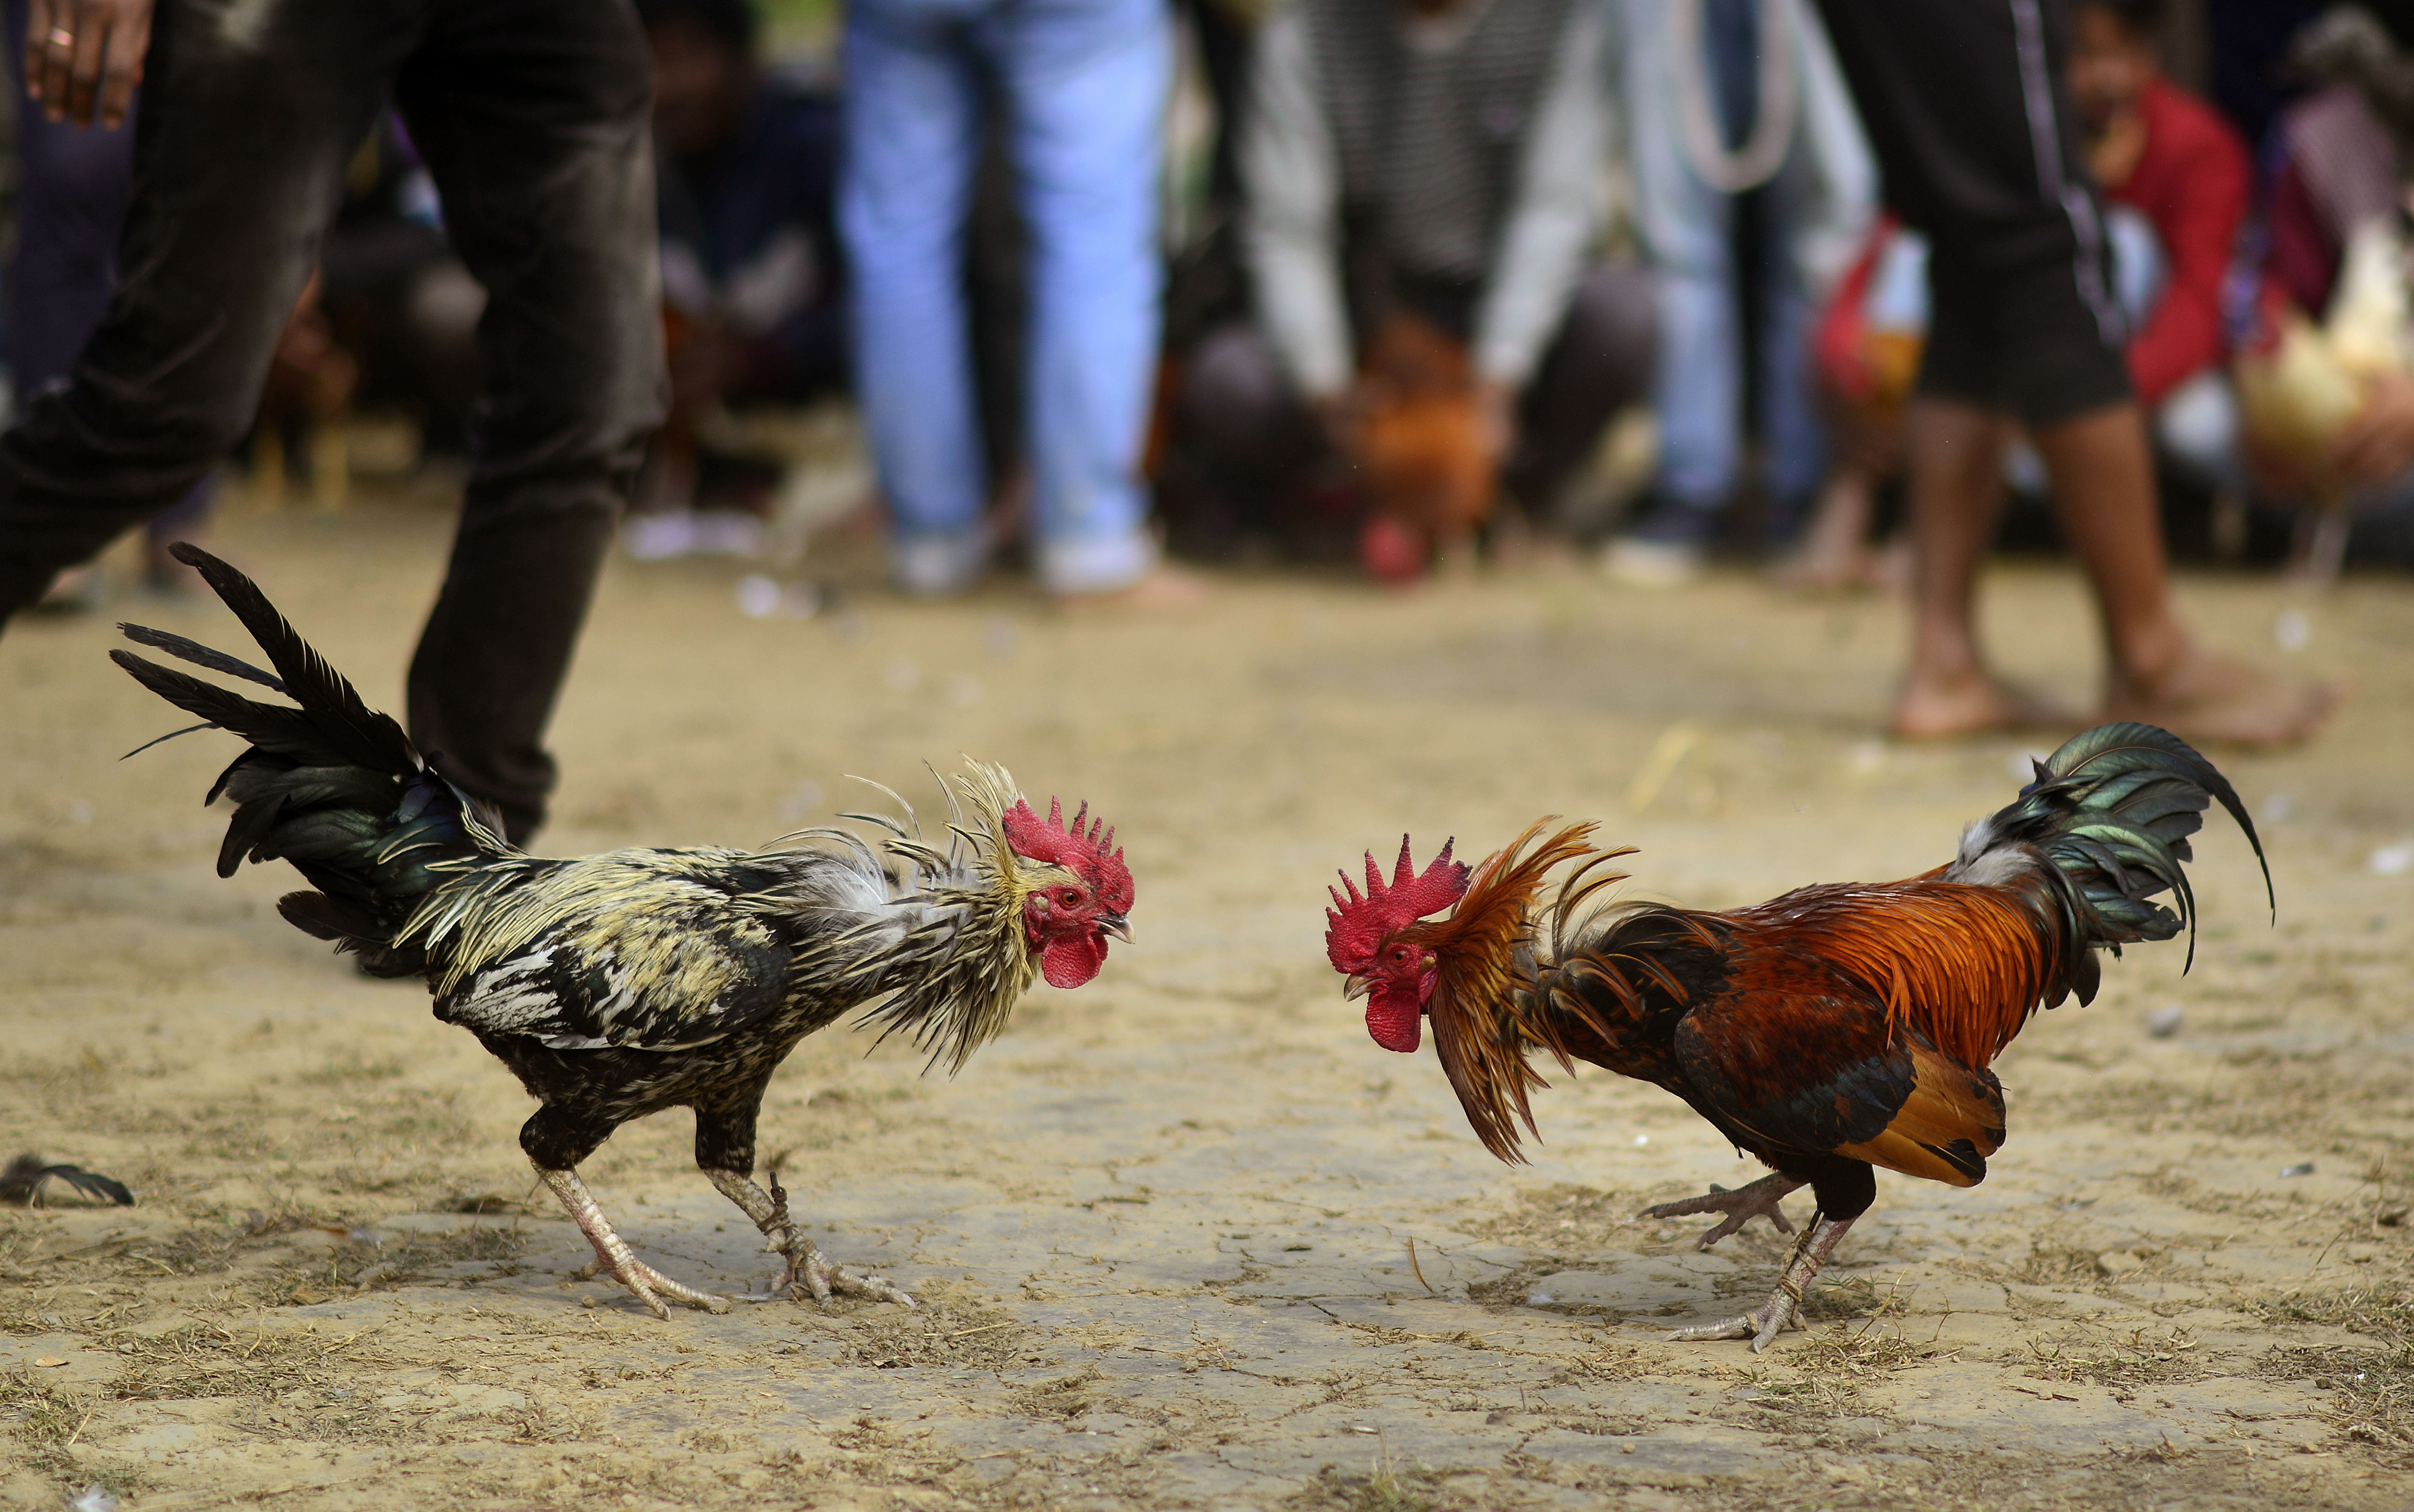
535 1164 732 1319
1664 1210 1854 1353
1637 1173 1804 1249
705 1167 915 1308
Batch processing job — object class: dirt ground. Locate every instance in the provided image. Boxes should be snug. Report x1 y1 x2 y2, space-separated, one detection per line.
3 481 2411 1512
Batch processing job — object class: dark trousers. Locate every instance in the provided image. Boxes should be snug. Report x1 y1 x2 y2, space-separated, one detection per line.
1813 0 2130 426
1175 264 1658 528
0 0 665 841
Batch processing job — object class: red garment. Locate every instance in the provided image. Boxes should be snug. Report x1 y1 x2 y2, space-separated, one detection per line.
2100 79 2250 407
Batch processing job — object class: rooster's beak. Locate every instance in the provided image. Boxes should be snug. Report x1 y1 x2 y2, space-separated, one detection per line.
1342 973 1371 1002
1097 912 1132 943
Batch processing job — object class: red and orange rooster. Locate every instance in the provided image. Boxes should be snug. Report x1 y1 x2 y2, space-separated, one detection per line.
114 545 1132 1318
1325 724 2266 1350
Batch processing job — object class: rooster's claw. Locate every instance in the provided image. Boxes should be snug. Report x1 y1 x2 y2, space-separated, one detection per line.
752 1238 915 1308
1665 1293 1800 1352
602 1256 732 1319
1637 1173 1803 1250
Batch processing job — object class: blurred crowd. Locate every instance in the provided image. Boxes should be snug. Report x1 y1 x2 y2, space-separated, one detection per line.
15 0 2414 609
1 0 2398 818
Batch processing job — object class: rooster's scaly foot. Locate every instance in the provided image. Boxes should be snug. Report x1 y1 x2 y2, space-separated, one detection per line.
536 1164 733 1320
777 1238 915 1308
1637 1173 1803 1250
1661 1211 1855 1354
707 1166 914 1308
606 1255 734 1320
1665 1289 1801 1352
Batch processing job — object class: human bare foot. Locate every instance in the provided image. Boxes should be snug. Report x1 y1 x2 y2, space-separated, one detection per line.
1773 539 1881 593
2104 644 2340 749
1773 483 1878 593
1053 562 1213 611
1892 667 2076 741
1866 537 1913 595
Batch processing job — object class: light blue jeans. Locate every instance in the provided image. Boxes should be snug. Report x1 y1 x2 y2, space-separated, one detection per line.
840 0 1168 593
1646 166 1829 533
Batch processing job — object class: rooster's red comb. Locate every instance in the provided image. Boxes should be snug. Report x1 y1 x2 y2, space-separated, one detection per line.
1324 835 1471 974
1002 797 1133 911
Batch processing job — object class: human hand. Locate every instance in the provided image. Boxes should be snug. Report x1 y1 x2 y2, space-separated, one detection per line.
25 0 151 129
2325 372 2414 489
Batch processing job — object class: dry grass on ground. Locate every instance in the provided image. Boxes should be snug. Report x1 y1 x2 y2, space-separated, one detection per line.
4 481 2410 1509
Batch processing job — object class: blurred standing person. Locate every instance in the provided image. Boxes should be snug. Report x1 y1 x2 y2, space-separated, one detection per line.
640 0 847 516
1605 0 1874 587
5 0 212 604
2067 0 2248 487
1786 0 2253 591
0 0 662 843
1176 0 1655 579
841 0 1195 601
1812 0 2332 745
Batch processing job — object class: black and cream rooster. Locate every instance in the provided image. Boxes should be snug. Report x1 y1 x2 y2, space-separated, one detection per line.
113 545 1133 1318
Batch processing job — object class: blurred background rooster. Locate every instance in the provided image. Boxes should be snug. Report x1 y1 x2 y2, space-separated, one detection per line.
114 546 1133 1318
1325 723 2265 1351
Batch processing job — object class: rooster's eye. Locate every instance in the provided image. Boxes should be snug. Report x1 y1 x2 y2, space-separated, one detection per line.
1061 889 1082 906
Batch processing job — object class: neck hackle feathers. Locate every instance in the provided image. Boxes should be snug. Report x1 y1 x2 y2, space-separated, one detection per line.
1325 835 1471 973
1003 797 1133 913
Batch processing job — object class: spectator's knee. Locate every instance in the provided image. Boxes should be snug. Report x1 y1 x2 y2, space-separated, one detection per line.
1567 264 1661 403
1181 324 1301 447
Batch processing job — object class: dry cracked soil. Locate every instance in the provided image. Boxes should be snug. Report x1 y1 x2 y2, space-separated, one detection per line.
4 483 2411 1511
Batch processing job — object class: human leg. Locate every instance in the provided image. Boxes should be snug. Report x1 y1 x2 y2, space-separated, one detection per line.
1818 0 2155 736
1894 397 2043 737
1626 192 1739 553
394 0 659 843
840 0 989 592
6 23 133 400
2035 403 2335 744
997 0 1170 594
0 0 403 623
1752 188 1828 546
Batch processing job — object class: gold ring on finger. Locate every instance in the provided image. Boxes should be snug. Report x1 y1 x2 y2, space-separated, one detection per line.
46 27 72 45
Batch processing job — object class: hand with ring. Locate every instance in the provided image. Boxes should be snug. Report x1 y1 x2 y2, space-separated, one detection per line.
24 0 153 129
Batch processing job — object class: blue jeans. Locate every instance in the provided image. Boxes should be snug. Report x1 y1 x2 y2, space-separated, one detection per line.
1624 0 1836 540
1648 184 1827 532
840 0 1167 593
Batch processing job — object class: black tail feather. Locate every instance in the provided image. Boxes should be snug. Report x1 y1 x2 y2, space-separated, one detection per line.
278 890 388 943
218 792 288 878
111 651 348 764
113 549 504 973
117 620 289 695
165 543 418 775
120 720 221 761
